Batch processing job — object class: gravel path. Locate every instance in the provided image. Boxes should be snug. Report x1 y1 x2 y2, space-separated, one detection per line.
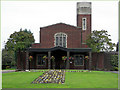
105 71 119 74
32 70 65 84
2 70 16 73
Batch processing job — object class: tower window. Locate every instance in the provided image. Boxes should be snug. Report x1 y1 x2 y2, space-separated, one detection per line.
82 18 87 30
54 32 67 48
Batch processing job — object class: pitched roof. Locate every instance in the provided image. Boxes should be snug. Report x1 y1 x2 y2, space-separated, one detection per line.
40 22 81 29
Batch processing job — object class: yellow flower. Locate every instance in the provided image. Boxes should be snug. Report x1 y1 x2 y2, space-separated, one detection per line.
59 82 61 84
29 56 33 61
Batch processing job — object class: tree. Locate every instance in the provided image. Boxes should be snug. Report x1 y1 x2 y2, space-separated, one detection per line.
86 30 116 52
2 49 15 66
110 55 118 71
5 28 35 51
86 30 116 70
5 29 35 69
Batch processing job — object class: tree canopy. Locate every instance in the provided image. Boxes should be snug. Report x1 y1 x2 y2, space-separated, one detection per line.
2 49 15 66
5 29 35 51
3 29 35 68
86 30 116 52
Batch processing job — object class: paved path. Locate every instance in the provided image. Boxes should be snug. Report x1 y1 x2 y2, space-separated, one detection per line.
105 71 119 74
2 70 16 73
32 70 65 84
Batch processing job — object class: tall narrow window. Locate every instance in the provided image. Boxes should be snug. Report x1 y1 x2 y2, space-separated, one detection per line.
82 18 87 30
56 37 58 46
54 32 67 48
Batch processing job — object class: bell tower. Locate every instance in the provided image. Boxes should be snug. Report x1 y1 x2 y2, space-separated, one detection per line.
77 2 91 46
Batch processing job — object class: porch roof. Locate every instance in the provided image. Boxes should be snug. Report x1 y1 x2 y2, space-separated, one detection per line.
27 46 92 52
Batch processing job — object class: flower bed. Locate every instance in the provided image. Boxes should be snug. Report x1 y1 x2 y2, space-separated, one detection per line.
32 70 65 84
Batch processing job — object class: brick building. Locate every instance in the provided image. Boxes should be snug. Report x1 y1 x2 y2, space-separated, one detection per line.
17 2 93 70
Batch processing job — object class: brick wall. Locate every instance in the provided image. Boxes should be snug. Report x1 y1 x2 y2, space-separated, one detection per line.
31 14 91 49
77 14 91 46
32 23 83 48
17 51 26 70
92 52 105 70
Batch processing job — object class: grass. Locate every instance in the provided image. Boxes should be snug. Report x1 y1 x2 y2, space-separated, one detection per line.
2 70 118 88
65 71 118 88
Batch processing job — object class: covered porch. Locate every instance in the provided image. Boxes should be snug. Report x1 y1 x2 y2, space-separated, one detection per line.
26 46 92 70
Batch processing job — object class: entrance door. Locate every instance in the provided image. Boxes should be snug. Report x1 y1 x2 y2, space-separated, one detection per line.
51 50 67 69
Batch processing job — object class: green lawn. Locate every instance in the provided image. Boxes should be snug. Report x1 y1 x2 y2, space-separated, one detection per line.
2 71 118 88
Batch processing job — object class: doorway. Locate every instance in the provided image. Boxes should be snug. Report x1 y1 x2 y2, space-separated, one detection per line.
51 50 67 69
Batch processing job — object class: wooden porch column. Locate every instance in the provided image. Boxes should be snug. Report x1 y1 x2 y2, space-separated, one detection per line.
26 51 29 70
66 51 70 69
48 51 51 69
89 51 92 70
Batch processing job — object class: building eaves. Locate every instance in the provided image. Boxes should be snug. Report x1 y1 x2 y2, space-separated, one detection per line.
40 22 82 29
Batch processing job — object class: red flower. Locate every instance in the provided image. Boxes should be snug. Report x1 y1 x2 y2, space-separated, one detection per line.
69 56 74 60
62 56 67 61
85 56 89 60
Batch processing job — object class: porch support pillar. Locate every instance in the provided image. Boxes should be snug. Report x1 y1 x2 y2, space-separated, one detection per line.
66 51 70 69
89 51 92 70
48 51 51 69
26 51 29 70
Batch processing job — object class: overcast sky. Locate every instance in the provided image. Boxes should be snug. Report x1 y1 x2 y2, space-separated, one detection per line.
1 1 118 49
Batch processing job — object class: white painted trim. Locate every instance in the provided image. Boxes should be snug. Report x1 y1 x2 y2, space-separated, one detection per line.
54 32 67 48
82 18 87 30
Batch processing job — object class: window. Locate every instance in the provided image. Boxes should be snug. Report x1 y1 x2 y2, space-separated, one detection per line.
54 32 67 48
74 55 84 66
37 54 46 65
82 18 87 30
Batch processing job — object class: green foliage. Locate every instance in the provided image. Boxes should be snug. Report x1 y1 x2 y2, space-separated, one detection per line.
113 67 118 71
110 55 118 71
2 49 15 65
5 29 35 52
4 29 35 68
51 56 55 61
111 55 118 67
6 66 11 69
62 56 67 61
86 30 116 52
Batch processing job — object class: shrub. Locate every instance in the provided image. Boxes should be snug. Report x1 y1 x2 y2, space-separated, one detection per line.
113 67 118 71
110 55 118 71
6 66 10 69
